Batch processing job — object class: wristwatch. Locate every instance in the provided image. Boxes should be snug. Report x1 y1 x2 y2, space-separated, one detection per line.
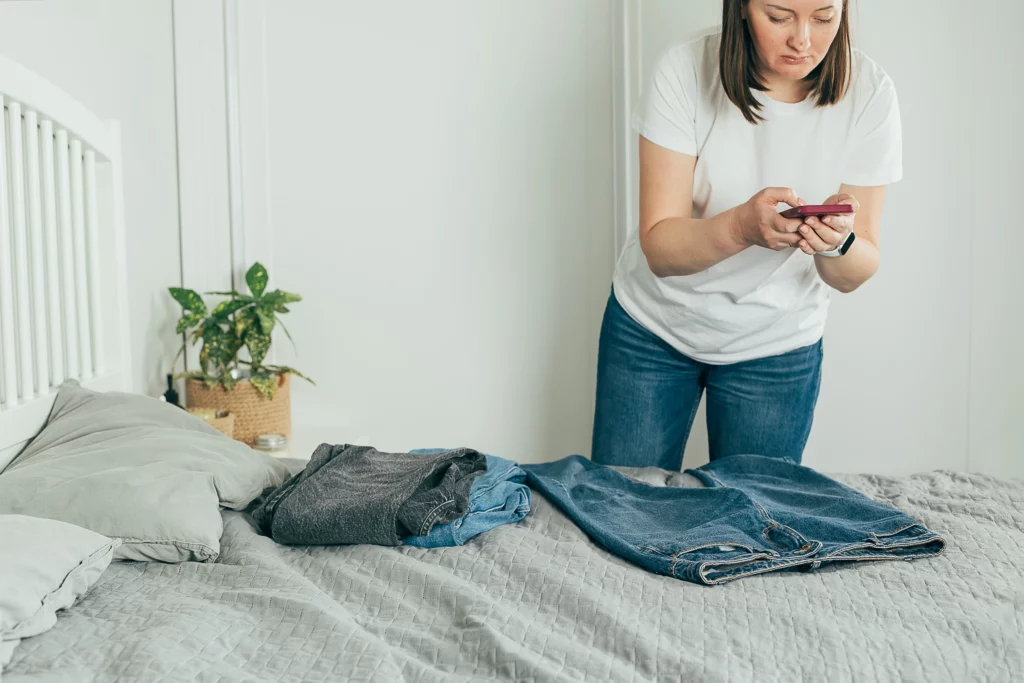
817 231 856 258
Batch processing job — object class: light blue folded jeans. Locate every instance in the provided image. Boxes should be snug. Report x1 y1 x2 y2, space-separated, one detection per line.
404 450 531 547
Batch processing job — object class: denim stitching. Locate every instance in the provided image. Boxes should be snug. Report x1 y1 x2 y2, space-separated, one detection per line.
416 499 457 536
870 522 923 539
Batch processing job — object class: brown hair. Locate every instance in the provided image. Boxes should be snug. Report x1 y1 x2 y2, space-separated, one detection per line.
720 0 852 124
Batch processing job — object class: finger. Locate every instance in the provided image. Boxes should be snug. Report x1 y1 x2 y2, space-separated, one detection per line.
794 222 827 250
773 216 806 234
761 187 804 207
834 193 860 212
807 216 844 245
820 215 851 232
797 239 815 255
799 228 830 252
772 232 802 250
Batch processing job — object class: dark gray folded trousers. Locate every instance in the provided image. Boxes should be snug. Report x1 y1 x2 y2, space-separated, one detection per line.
252 444 487 546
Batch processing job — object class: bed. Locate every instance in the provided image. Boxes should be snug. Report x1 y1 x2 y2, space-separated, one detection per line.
1 53 1022 683
3 460 1022 682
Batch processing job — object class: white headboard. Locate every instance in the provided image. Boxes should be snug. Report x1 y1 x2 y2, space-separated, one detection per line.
0 54 131 470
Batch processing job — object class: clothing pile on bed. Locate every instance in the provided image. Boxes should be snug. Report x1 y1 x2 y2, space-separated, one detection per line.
251 444 531 549
250 443 946 585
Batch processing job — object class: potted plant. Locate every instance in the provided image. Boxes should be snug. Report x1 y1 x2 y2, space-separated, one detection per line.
168 262 313 445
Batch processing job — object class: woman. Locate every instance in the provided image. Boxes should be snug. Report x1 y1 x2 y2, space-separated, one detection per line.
592 0 901 470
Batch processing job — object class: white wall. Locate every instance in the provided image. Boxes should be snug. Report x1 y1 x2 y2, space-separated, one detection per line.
633 0 1023 478
0 0 182 397
224 0 615 462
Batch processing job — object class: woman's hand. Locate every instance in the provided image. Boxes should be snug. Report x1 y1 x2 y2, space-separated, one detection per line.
735 188 808 251
796 193 860 256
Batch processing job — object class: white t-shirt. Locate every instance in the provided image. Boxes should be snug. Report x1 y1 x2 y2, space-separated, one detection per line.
612 30 902 364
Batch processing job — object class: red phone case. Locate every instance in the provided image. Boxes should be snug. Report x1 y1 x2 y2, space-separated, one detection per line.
779 204 854 219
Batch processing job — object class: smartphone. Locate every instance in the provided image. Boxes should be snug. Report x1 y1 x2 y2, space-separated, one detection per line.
779 204 854 219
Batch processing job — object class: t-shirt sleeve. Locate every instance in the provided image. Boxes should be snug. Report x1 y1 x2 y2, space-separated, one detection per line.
842 75 903 186
631 46 699 157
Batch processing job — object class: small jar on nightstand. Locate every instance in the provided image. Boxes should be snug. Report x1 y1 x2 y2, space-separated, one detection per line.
252 434 290 458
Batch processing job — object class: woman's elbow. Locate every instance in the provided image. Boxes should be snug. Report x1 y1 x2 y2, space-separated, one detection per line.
644 252 699 278
640 237 690 278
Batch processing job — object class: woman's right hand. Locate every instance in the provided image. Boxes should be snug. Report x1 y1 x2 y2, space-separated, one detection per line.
736 188 807 251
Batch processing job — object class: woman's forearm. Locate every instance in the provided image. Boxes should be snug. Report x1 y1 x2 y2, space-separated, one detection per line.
640 207 749 278
814 237 880 293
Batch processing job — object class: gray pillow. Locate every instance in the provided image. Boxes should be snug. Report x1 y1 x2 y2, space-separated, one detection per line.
0 514 118 670
0 381 290 563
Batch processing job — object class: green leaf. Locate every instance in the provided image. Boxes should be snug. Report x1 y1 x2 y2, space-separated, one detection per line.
205 290 241 297
246 263 269 298
267 365 315 386
263 290 301 310
234 308 258 338
176 312 204 334
256 306 276 336
198 324 222 374
198 321 240 373
244 329 271 366
169 287 206 315
211 299 250 321
276 317 295 348
264 291 301 314
249 372 276 400
224 328 244 367
220 374 238 392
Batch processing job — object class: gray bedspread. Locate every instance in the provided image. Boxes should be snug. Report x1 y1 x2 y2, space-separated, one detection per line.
5 467 1023 682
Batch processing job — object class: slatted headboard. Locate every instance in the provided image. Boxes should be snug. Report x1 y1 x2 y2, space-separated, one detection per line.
0 54 131 470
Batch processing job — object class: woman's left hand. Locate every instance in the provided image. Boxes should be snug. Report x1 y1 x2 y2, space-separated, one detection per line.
796 193 860 256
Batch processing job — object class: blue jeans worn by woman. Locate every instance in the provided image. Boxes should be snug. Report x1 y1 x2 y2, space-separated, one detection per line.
592 289 823 469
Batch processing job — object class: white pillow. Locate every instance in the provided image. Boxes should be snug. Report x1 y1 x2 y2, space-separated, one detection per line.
0 381 290 563
0 514 118 670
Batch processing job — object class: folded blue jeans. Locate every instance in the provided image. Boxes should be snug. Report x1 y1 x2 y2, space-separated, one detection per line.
521 454 945 585
405 450 531 547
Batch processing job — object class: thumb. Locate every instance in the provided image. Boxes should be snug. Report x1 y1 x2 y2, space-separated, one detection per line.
761 187 803 207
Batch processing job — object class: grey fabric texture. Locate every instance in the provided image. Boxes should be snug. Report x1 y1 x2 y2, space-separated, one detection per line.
5 468 1023 682
0 381 290 563
252 444 486 546
0 515 118 671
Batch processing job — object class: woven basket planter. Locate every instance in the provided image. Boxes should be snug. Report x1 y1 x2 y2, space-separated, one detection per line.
186 408 236 439
186 373 291 446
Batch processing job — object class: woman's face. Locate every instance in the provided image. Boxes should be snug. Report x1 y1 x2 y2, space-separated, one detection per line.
744 1 843 82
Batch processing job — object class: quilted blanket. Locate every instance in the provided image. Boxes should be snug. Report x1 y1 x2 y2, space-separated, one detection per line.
5 467 1022 682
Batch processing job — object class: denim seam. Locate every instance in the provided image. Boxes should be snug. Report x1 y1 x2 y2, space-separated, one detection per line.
635 542 774 557
675 552 776 580
826 535 945 558
704 470 730 490
751 500 774 524
870 522 922 539
416 499 458 536
698 535 942 583
701 555 821 584
761 521 812 549
470 473 520 499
